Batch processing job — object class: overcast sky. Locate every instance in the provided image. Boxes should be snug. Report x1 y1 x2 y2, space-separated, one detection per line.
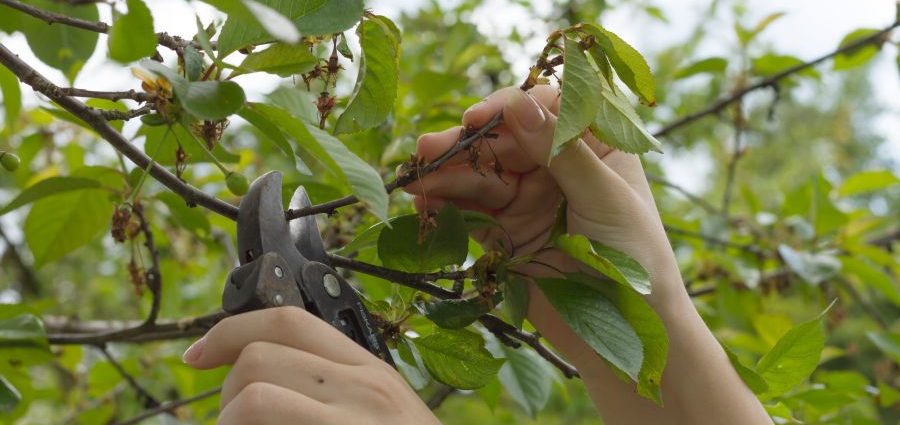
1 0 897 190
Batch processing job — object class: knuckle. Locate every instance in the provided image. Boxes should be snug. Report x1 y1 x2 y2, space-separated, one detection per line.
353 364 405 407
270 305 310 328
232 381 274 416
235 341 269 373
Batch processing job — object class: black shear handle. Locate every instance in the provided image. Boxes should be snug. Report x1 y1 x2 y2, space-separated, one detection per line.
223 253 395 366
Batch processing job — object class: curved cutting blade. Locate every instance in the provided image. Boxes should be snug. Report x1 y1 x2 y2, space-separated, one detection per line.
236 171 307 267
289 186 328 264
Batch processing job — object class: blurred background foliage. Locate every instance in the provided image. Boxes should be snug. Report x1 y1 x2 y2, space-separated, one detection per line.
0 0 898 424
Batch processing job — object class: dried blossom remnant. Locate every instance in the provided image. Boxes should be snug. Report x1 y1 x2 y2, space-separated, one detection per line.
193 119 229 149
417 209 437 245
128 258 146 296
175 145 187 180
111 206 132 243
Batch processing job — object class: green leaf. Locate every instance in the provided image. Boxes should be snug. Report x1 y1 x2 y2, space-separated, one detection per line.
840 257 900 307
866 331 900 363
571 273 667 402
0 177 101 216
755 302 833 398
0 65 21 135
156 192 211 236
249 104 388 220
140 60 246 120
243 0 301 45
536 277 643 381
673 57 727 79
752 54 820 79
837 170 899 196
335 14 401 134
777 245 841 285
413 328 504 390
578 24 656 105
4 1 99 81
182 46 204 81
723 345 769 394
736 12 785 46
834 28 880 70
0 314 52 366
378 205 467 272
551 36 602 159
423 295 498 329
214 0 364 56
234 43 317 77
107 0 157 63
502 276 530 329
238 104 297 169
0 375 20 414
555 234 651 295
590 81 662 154
498 345 555 418
25 188 114 268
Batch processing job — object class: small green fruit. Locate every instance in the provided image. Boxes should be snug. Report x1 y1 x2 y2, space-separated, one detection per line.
226 171 249 196
1 152 20 171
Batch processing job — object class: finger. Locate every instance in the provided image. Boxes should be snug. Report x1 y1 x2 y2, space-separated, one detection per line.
463 85 561 128
183 307 374 370
218 381 339 425
402 166 518 210
417 126 537 173
220 341 348 408
600 150 655 207
413 195 493 216
416 126 466 164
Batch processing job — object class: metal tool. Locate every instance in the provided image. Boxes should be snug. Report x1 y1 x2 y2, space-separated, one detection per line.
222 171 394 365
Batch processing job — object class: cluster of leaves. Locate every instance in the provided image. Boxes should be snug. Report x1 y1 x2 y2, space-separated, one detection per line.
0 0 898 423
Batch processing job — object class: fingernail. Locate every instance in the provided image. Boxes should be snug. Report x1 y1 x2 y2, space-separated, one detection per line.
182 336 206 364
507 90 545 132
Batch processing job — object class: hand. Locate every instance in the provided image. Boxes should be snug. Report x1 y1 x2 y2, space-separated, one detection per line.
404 85 681 302
182 307 441 425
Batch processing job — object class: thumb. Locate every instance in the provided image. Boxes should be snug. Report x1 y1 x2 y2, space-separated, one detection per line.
504 90 637 215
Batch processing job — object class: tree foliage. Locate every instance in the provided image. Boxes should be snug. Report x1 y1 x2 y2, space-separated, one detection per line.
0 0 898 423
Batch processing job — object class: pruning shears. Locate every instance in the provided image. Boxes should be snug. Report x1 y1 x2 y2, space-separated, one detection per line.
221 171 394 366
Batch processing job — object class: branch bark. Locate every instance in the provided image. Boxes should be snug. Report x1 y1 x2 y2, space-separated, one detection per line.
111 387 221 425
46 312 226 345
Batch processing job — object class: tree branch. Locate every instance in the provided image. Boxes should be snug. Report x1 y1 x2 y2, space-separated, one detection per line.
664 225 763 255
0 43 240 221
645 173 720 215
46 312 226 345
0 226 41 297
327 254 461 299
426 385 456 410
285 112 504 220
479 315 580 379
652 20 900 139
132 203 162 326
97 103 153 121
0 0 195 51
58 87 151 102
96 345 163 409
111 387 221 425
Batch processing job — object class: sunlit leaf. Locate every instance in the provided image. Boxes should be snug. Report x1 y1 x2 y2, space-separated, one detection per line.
555 234 651 295
413 328 504 390
834 28 881 70
108 0 157 63
378 205 467 272
499 345 555 418
837 170 899 196
0 176 102 216
578 23 656 105
551 36 602 159
674 57 728 79
234 43 317 77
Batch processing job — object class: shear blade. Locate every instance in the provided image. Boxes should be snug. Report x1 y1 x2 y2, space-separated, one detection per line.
237 171 307 266
289 186 328 264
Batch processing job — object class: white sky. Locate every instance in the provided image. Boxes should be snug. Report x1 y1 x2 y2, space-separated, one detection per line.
1 0 898 193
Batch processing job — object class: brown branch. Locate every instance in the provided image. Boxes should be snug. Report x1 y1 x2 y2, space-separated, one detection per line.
58 87 151 102
285 112 504 219
646 173 720 215
0 43 240 220
664 225 763 255
0 0 195 51
327 254 461 299
426 385 456 410
97 104 153 121
132 204 162 326
479 315 580 379
46 312 226 345
111 387 221 425
652 20 900 139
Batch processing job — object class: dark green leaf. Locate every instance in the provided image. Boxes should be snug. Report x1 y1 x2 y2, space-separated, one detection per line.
0 375 20 414
674 57 728 79
413 328 504 390
140 60 246 120
536 277 643 380
840 257 900 307
156 192 211 236
555 234 651 294
423 295 498 329
834 28 880 70
578 23 656 105
108 0 157 63
234 43 317 77
378 205 468 272
214 0 364 56
866 331 900 363
182 46 204 81
0 177 102 216
551 36 602 159
755 302 833 398
571 273 667 402
238 104 296 168
499 345 555 418
0 314 52 366
590 80 662 153
502 276 529 329
335 14 401 134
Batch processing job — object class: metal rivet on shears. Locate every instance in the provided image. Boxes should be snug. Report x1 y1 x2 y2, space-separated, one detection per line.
272 294 284 306
274 266 284 278
323 274 341 298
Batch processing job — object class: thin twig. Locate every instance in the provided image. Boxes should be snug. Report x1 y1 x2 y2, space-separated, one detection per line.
652 20 900 139
96 345 162 409
720 103 745 218
46 312 226 345
58 87 151 102
426 385 456 410
0 43 240 220
664 225 763 255
479 315 579 378
285 112 504 220
97 104 153 121
0 226 41 297
327 254 461 299
110 387 221 425
132 204 162 326
0 0 196 51
645 173 720 215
